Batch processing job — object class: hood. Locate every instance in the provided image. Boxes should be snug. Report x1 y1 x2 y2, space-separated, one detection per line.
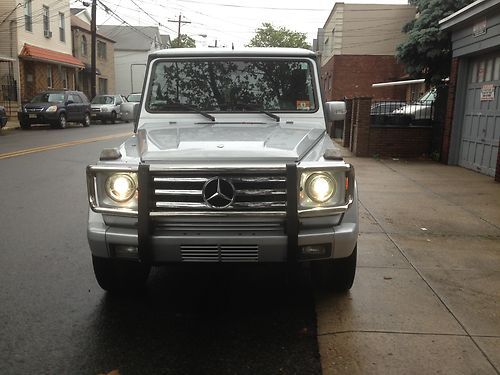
24 102 59 110
137 122 325 163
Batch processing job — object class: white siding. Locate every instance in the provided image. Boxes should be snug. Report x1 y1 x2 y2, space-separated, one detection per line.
114 50 149 95
15 0 72 55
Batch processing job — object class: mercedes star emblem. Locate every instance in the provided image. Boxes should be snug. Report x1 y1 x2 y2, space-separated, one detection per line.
202 177 235 208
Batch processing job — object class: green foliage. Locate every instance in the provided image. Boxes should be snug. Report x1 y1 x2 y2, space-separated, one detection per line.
397 0 475 84
248 22 310 49
169 34 196 48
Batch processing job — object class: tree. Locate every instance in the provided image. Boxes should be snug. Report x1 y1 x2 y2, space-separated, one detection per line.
248 22 310 49
396 0 475 83
169 34 196 48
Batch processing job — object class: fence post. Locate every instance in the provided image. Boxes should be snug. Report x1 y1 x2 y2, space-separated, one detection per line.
352 97 372 157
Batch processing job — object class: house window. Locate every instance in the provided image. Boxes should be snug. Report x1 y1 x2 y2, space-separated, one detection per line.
59 12 65 42
24 0 32 32
47 66 52 88
97 41 107 60
81 35 87 56
43 6 50 37
98 78 108 95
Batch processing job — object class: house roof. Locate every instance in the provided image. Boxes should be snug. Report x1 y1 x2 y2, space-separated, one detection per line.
19 44 85 68
440 0 500 30
97 25 160 51
160 34 171 48
71 15 115 42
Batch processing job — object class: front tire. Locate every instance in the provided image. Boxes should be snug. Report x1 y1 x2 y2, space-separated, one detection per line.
58 113 67 129
312 245 357 292
82 113 90 127
92 255 151 293
110 111 117 124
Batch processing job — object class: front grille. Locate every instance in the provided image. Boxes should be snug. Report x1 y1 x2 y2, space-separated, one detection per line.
150 171 287 214
26 108 43 112
181 244 259 262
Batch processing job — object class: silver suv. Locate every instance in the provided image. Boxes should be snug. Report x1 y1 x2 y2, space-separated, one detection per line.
86 48 359 293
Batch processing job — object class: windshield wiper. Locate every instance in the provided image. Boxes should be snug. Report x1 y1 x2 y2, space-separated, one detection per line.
151 102 216 121
236 103 280 122
179 103 216 122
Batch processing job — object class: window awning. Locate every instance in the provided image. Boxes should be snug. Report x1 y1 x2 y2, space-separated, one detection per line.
19 43 85 68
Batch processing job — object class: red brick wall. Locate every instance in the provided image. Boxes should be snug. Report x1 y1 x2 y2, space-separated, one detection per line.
441 57 459 164
369 127 433 158
321 55 407 101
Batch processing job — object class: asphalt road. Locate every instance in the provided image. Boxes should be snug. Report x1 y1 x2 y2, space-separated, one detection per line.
0 123 321 375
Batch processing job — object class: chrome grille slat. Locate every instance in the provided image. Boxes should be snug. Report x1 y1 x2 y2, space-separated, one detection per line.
237 189 286 196
155 189 203 196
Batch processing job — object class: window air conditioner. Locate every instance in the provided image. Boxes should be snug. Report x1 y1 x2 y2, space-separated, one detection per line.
44 30 52 38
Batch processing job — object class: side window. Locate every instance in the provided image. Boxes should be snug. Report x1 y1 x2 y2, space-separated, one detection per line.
70 93 82 103
79 93 89 103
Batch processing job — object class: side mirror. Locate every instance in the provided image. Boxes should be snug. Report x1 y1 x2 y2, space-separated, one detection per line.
325 101 347 122
66 100 74 105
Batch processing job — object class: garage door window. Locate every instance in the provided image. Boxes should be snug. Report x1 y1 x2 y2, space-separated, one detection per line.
470 52 500 83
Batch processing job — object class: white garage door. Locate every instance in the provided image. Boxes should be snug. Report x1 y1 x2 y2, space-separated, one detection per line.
460 53 500 177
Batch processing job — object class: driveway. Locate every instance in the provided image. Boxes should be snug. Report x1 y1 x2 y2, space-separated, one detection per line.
317 154 500 374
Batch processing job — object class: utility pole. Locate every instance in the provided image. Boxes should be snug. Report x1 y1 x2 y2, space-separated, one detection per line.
90 0 97 99
168 14 191 47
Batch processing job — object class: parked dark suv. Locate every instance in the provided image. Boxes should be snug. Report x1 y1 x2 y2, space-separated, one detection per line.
18 90 91 129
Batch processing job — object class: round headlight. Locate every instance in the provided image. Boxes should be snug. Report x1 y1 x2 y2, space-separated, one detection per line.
305 173 336 203
105 174 137 202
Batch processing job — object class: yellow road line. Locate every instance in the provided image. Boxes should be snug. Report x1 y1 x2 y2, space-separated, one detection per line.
0 132 132 160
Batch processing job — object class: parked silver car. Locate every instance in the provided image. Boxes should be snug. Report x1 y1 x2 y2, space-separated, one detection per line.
90 94 125 124
120 93 141 122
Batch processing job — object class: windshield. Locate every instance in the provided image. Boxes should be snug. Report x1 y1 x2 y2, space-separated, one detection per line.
146 59 317 113
127 94 141 102
92 95 114 104
418 89 436 102
31 92 65 103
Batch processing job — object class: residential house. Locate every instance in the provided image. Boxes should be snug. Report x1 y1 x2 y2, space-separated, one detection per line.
440 0 500 181
70 8 115 99
316 3 416 101
0 0 84 115
97 25 167 96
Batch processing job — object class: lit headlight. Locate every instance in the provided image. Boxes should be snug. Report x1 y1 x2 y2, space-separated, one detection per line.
305 173 336 203
46 105 57 112
105 173 137 202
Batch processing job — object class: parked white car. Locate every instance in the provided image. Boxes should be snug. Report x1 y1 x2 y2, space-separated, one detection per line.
392 89 436 120
120 93 141 122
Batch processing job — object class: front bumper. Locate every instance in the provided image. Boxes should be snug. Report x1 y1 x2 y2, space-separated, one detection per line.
87 187 359 263
18 111 58 124
91 111 115 120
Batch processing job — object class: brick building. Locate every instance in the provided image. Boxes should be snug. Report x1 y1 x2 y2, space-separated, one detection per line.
440 0 500 181
71 8 115 99
0 0 84 113
315 3 416 101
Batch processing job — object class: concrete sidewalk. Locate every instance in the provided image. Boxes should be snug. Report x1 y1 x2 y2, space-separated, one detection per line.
317 154 500 374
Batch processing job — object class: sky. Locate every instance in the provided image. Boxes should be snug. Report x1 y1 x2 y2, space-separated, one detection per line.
71 0 409 48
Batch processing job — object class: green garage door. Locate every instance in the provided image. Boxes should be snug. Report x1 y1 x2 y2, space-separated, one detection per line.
460 53 500 177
